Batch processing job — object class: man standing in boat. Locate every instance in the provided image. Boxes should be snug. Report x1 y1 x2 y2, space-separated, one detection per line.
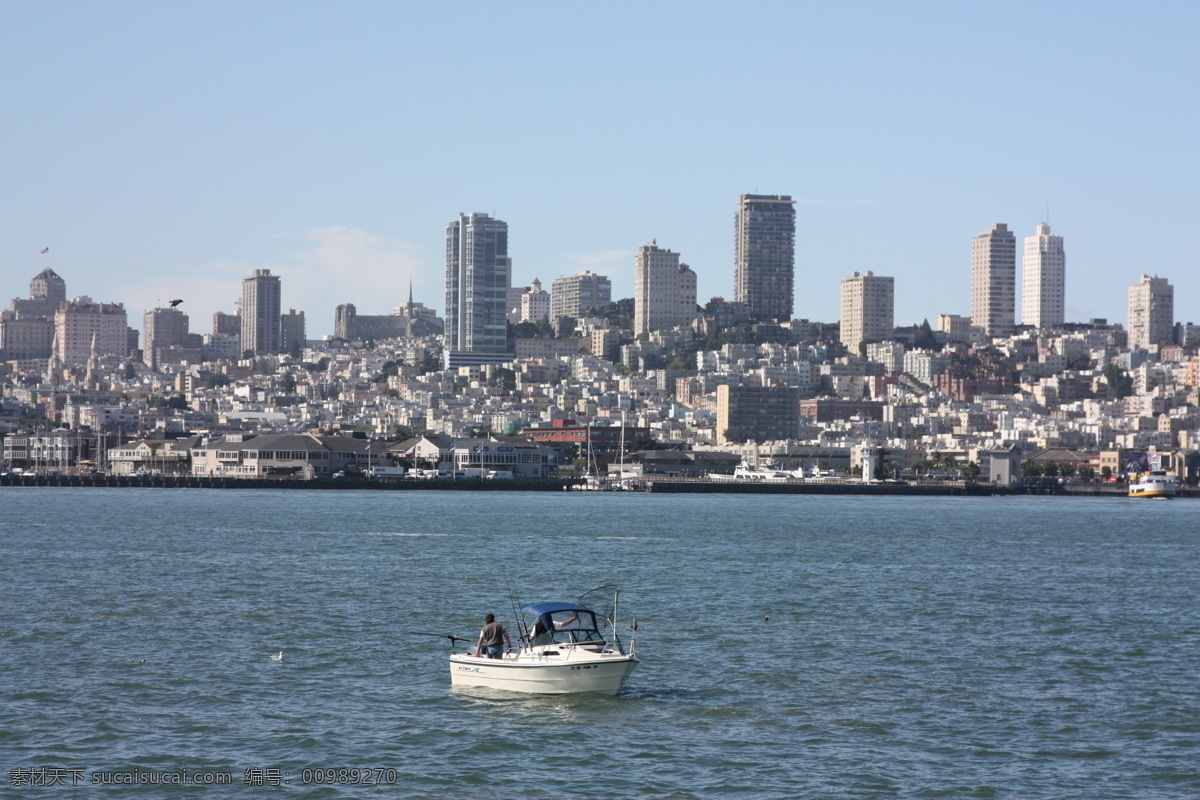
476 614 512 659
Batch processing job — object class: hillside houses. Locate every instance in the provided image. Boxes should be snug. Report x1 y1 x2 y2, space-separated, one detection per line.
2 324 1198 483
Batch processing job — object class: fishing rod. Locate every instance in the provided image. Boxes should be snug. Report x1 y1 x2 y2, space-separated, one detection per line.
403 631 473 652
503 571 529 645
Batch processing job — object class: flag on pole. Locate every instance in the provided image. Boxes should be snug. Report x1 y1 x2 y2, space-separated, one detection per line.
364 442 371 451
41 247 49 254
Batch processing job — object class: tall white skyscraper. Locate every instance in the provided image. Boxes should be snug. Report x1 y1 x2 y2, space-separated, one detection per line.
241 269 281 356
734 194 795 322
445 213 511 359
1022 223 1065 329
839 271 894 351
634 241 696 335
971 223 1016 338
1128 275 1174 349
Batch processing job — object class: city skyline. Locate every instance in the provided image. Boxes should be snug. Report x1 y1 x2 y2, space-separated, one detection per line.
5 214 1195 348
2 3 1196 337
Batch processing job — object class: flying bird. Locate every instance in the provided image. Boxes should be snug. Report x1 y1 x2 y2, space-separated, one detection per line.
270 651 283 662
168 299 184 307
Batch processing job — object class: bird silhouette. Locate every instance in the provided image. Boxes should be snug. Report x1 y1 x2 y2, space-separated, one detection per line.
168 299 183 307
270 651 283 662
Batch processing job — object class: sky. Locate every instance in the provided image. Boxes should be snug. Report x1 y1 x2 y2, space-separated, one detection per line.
2 1 1197 339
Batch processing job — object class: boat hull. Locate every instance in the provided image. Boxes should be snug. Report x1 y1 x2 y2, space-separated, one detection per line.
449 652 638 695
1128 489 1177 498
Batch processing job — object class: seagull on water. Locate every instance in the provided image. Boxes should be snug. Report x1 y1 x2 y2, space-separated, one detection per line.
270 651 283 661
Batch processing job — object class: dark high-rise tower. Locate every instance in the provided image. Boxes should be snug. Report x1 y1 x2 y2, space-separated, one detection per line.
241 269 281 355
734 194 796 322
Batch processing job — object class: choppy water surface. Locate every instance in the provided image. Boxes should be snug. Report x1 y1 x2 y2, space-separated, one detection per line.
1 488 1198 798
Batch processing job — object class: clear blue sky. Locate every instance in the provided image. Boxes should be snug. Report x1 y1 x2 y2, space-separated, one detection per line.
2 1 1197 338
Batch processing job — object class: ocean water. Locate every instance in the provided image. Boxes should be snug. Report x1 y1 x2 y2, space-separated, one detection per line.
1 488 1197 799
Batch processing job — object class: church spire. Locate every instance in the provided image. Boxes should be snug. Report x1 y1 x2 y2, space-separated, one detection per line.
85 332 99 387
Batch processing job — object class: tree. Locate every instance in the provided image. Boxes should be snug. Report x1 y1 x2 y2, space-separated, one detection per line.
1066 354 1092 371
1103 363 1134 399
419 350 441 374
913 319 939 351
509 321 541 341
858 338 881 358
490 367 517 392
640 354 667 371
723 428 754 444
962 460 980 480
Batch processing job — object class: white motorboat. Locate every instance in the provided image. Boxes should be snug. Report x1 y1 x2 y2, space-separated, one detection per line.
1128 470 1180 498
449 586 638 695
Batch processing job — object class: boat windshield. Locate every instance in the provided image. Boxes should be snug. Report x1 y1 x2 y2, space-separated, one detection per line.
526 609 603 646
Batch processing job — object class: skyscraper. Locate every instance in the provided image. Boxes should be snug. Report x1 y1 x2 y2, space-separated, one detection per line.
29 268 66 309
0 268 65 361
1021 223 1065 329
734 194 796 322
445 213 511 361
143 306 189 368
1128 275 1174 349
551 270 611 321
971 223 1016 338
241 269 281 356
54 299 128 366
281 308 306 355
634 241 696 335
839 271 894 351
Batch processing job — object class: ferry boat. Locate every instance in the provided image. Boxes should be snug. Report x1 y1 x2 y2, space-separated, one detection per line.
1128 470 1181 499
708 462 793 481
449 586 638 695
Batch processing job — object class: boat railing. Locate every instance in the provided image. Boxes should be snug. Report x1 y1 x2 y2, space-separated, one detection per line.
522 639 627 659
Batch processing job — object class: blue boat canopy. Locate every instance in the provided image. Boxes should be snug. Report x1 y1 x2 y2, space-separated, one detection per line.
521 602 604 645
521 602 591 616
